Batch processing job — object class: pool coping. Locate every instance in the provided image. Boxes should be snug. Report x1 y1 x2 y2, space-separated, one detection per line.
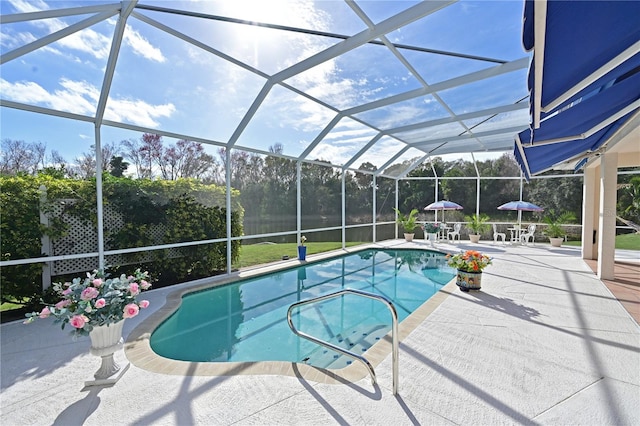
124 245 457 385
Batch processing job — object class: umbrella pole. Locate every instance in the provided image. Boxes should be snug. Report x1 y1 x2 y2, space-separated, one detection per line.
518 210 522 228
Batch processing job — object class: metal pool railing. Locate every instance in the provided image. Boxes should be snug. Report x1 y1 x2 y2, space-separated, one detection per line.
286 288 399 395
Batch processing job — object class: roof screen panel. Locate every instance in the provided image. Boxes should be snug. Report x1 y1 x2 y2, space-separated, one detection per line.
436 70 529 115
427 138 491 156
352 94 450 131
1 14 115 116
104 18 265 142
147 0 366 35
136 6 344 77
382 147 426 178
285 43 424 111
349 135 406 170
235 84 337 157
476 134 521 152
307 117 378 165
385 1 525 62
462 109 529 134
401 50 497 85
394 122 467 145
355 1 423 24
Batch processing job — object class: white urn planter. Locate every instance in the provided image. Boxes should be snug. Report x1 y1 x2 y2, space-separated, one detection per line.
85 320 130 387
549 237 564 247
427 233 438 247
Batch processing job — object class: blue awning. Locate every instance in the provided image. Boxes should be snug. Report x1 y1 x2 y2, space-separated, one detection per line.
515 0 640 179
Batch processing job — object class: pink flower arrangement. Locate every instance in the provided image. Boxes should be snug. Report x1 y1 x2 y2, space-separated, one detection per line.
25 268 152 337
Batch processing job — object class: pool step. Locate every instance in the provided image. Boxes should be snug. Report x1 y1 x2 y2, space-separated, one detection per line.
300 324 389 369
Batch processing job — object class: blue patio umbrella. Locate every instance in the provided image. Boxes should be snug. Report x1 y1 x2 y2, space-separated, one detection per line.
497 201 544 228
497 201 544 212
424 200 463 223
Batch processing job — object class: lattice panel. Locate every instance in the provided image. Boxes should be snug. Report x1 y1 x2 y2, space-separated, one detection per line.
47 200 182 276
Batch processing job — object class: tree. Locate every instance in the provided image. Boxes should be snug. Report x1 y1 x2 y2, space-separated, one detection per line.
72 142 121 178
121 137 147 179
260 145 297 219
618 175 640 225
109 156 130 177
527 172 583 221
0 139 46 175
161 140 215 181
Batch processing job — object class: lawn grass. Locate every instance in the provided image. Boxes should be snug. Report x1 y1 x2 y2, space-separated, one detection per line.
234 241 364 269
564 233 640 250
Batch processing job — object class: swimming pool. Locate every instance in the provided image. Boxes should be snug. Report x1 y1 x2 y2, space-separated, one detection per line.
149 248 454 369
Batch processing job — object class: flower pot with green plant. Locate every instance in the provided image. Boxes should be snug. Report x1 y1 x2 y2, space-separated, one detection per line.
543 210 576 247
422 222 441 246
465 213 490 243
393 207 419 241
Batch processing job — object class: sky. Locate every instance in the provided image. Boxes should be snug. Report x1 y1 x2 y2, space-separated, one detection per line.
0 0 530 171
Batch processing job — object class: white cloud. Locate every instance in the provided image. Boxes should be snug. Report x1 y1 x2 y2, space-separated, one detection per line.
7 0 47 14
0 77 175 127
7 0 164 62
104 98 175 128
124 25 166 63
7 0 112 60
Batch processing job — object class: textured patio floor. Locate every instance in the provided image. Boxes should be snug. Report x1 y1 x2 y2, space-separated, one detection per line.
2 240 639 425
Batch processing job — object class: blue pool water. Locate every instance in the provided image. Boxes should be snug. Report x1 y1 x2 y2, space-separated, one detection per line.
150 248 455 368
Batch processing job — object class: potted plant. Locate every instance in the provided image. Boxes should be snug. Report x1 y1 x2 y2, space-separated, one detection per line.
465 213 490 243
446 249 492 292
298 235 307 261
24 268 152 385
393 208 419 241
422 222 440 246
543 210 576 247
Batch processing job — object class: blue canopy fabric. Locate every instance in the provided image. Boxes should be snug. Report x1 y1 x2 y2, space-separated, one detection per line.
524 0 640 117
515 0 640 179
424 200 463 211
515 109 635 179
497 201 544 212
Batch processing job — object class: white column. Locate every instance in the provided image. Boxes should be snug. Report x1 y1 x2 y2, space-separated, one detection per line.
597 152 618 280
581 167 597 260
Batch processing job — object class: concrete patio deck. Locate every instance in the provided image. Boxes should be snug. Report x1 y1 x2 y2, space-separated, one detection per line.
1 240 639 425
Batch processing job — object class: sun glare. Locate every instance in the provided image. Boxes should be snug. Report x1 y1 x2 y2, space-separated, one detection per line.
213 0 323 71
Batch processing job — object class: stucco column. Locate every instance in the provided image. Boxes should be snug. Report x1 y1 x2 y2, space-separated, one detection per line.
581 167 598 260
597 151 618 280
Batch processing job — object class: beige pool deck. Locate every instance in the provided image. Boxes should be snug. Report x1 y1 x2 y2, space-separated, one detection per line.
2 240 639 425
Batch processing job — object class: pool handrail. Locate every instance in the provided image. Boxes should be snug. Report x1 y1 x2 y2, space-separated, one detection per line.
286 288 399 395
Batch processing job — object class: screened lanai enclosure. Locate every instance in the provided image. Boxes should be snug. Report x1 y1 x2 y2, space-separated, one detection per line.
1 1 638 298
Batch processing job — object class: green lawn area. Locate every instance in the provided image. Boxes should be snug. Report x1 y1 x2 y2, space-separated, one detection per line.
234 241 364 269
565 233 640 250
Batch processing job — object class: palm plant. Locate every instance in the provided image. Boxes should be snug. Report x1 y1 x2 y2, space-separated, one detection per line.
543 210 576 238
465 213 490 235
393 208 419 233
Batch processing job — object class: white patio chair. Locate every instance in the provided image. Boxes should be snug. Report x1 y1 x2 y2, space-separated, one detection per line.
492 224 506 245
447 223 461 242
520 224 537 245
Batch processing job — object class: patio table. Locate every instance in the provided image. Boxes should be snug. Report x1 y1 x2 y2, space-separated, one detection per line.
508 227 522 243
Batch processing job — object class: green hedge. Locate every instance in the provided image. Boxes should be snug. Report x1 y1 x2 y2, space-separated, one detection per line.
0 174 243 306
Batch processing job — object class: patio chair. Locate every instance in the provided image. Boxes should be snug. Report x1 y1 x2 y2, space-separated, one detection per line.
492 224 506 245
447 223 461 242
520 224 537 245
